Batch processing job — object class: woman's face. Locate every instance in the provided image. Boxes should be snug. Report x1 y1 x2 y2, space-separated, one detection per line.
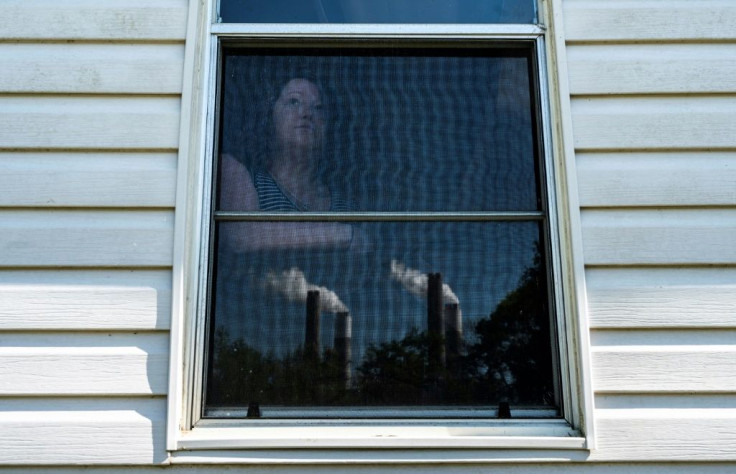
272 78 325 152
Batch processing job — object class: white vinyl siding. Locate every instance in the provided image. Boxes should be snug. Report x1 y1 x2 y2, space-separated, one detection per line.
0 0 187 41
0 43 184 94
0 0 186 465
563 0 736 42
0 399 167 465
0 270 172 330
565 0 736 463
1 0 735 469
0 152 177 208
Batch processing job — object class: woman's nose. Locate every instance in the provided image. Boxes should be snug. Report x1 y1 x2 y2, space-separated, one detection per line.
299 103 314 118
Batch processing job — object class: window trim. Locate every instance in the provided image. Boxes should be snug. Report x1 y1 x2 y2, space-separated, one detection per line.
179 419 584 450
168 0 595 456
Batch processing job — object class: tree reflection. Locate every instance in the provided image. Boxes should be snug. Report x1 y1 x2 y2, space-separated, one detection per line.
208 329 360 406
464 247 554 405
207 246 554 411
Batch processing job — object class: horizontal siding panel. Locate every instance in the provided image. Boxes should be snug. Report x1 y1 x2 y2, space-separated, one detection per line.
592 345 736 393
0 398 166 465
0 269 171 330
577 152 736 207
571 97 736 150
596 394 736 410
592 329 736 347
587 268 736 328
0 44 184 94
0 333 168 395
592 409 736 461
581 209 736 265
0 97 180 150
0 0 187 41
0 152 177 207
567 44 736 95
0 210 173 267
564 0 736 42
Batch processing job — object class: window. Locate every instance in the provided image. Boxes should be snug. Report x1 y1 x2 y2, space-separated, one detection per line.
170 0 591 452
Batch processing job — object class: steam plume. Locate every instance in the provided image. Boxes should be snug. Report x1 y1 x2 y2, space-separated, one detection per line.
389 260 459 304
265 267 348 313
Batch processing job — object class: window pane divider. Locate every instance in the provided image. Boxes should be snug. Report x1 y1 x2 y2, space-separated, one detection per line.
211 23 544 38
213 211 545 221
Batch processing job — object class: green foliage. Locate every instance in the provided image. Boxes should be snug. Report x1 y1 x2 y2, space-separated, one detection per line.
357 327 481 404
207 329 356 407
358 329 444 404
465 247 554 404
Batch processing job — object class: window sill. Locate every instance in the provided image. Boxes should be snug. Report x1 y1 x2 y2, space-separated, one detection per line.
177 419 585 450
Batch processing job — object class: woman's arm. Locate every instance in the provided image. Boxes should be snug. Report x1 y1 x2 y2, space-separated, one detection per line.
219 154 355 252
220 153 259 211
221 221 353 251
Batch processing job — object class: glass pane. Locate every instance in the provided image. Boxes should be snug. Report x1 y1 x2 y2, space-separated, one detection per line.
205 221 555 415
218 48 541 212
220 0 536 24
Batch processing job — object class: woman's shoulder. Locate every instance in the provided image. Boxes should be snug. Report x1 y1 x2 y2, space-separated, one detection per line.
222 153 250 175
220 153 259 211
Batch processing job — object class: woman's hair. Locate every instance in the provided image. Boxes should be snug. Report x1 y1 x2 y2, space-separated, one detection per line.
220 61 334 178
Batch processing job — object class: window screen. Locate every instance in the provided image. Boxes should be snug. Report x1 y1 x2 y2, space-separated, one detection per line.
204 43 557 418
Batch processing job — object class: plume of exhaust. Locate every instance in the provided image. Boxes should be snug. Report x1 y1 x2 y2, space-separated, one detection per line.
265 267 348 313
389 260 459 304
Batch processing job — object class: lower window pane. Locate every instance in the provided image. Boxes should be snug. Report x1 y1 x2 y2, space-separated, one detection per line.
205 221 556 417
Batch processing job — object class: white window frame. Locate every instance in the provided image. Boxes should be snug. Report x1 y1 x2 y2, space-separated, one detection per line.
167 0 595 460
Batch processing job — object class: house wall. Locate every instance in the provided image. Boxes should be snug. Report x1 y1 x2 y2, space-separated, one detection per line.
0 0 734 470
564 0 736 461
0 0 186 465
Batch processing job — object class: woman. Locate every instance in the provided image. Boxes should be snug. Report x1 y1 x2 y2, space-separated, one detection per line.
220 77 359 251
210 77 363 372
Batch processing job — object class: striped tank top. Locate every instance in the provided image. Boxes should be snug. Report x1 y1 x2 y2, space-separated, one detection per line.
252 169 351 212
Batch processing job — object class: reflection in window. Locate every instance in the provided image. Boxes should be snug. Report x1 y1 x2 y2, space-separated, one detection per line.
208 222 554 413
205 46 557 417
219 49 540 212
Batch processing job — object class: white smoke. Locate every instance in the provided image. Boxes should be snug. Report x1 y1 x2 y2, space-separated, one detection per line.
389 260 459 304
265 267 348 313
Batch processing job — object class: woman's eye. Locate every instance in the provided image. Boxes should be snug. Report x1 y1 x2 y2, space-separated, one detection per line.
288 98 300 107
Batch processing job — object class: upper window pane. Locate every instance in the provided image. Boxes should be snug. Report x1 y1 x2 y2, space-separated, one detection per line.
219 46 541 212
220 0 537 24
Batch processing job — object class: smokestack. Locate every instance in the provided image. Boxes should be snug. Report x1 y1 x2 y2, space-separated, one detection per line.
305 290 320 360
390 260 459 306
334 311 352 388
444 303 463 373
265 267 347 313
427 272 446 369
